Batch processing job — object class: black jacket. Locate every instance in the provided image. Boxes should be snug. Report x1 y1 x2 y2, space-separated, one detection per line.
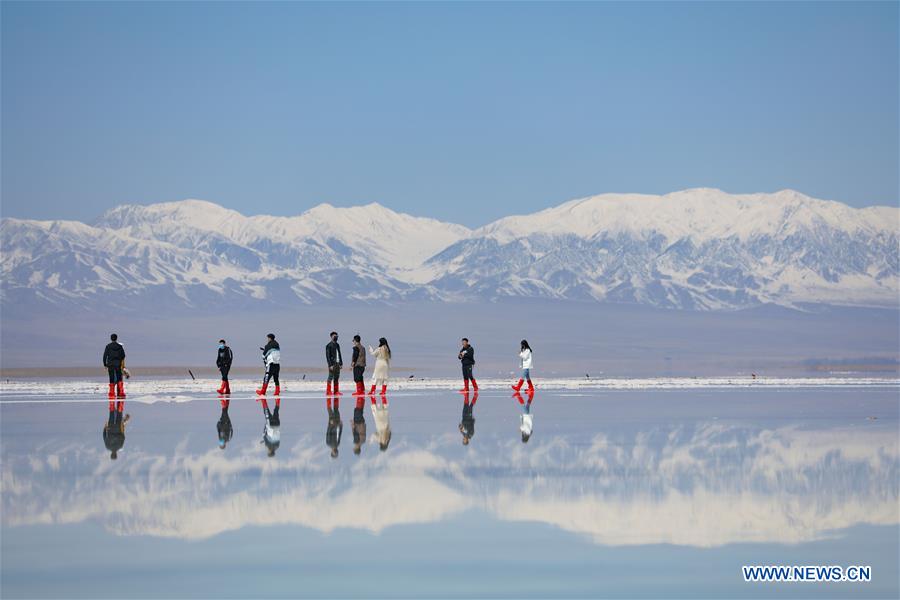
326 340 343 368
459 345 475 366
216 346 233 369
103 342 126 368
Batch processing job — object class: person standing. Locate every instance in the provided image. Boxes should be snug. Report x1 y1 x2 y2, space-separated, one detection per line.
352 395 367 455
351 334 367 396
216 339 233 395
459 390 478 446
326 331 343 396
458 338 478 392
326 397 343 459
102 400 130 460
511 339 534 393
368 337 391 395
102 333 127 399
256 333 281 396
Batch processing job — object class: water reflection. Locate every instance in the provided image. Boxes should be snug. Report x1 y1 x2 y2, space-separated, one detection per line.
259 397 280 457
326 397 343 458
459 390 478 445
216 397 233 450
513 389 535 443
102 400 130 460
9 416 896 547
370 392 391 451
351 396 367 456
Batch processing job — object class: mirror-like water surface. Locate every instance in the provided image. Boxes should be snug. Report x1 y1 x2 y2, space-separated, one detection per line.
2 384 898 598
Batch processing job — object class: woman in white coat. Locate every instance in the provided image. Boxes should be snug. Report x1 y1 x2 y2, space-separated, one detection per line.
368 337 392 395
511 339 534 392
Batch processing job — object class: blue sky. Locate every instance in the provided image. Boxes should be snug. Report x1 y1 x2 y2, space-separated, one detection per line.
2 1 897 226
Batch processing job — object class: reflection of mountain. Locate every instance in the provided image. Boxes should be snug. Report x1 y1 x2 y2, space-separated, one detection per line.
2 424 897 547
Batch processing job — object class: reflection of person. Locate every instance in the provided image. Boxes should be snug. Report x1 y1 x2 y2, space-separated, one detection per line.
352 396 367 455
216 339 233 395
256 334 281 396
370 393 391 451
102 333 127 399
260 396 281 457
102 400 130 460
326 397 343 458
511 340 534 393
459 390 478 445
351 335 366 396
514 388 535 443
458 338 478 392
326 331 343 396
367 337 391 395
217 398 233 449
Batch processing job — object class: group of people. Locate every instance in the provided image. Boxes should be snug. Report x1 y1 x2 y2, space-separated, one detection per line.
209 334 535 396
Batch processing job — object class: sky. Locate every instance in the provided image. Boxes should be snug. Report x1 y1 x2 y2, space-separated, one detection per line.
1 1 897 227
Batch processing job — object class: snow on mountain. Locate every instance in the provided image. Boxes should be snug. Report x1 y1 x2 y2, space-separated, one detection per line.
2 189 897 313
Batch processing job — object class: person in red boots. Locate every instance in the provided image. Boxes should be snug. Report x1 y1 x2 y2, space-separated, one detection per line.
216 339 233 394
459 390 478 446
325 331 343 396
102 333 127 399
457 338 478 393
102 399 130 460
256 333 281 396
350 334 366 396
367 337 391 395
511 339 534 393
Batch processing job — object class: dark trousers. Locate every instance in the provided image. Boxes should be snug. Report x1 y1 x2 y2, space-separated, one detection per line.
353 366 365 383
462 363 474 381
327 365 341 382
219 366 230 381
264 363 280 386
107 366 123 384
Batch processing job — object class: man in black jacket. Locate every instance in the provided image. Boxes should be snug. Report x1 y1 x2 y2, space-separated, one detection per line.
350 334 366 396
325 331 343 396
102 334 127 399
458 337 478 392
216 339 233 395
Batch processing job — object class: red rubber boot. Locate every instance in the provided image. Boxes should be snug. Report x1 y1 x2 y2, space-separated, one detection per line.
369 384 376 394
326 381 332 396
274 385 280 395
117 381 126 399
256 383 268 396
334 380 343 396
108 384 116 399
512 379 524 392
217 381 226 394
458 380 469 393
224 380 231 394
471 378 478 391
527 380 534 392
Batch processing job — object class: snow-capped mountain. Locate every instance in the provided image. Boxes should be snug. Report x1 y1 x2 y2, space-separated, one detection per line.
1 189 897 313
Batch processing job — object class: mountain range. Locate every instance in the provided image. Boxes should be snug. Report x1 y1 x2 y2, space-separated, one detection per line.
2 188 897 313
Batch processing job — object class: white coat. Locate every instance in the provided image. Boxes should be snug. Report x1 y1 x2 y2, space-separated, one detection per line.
519 348 533 369
369 345 391 384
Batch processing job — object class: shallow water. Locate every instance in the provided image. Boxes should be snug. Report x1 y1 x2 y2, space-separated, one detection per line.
2 383 898 599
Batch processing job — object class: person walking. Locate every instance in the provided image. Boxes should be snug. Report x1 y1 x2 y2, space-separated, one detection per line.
259 396 281 457
511 340 534 392
256 333 281 396
217 397 233 450
350 334 367 396
368 337 391 395
102 333 127 399
216 339 233 395
326 331 343 396
458 338 478 393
